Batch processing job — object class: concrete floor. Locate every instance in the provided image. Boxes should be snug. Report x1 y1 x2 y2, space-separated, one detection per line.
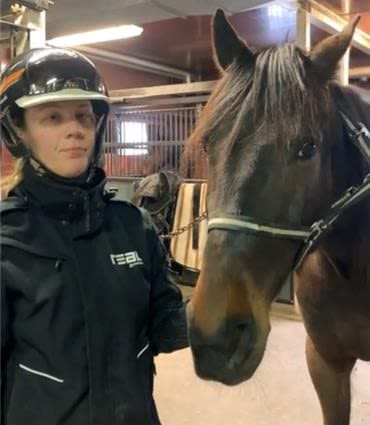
154 315 370 425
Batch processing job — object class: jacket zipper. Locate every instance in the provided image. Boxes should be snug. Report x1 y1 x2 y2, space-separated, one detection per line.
82 192 91 232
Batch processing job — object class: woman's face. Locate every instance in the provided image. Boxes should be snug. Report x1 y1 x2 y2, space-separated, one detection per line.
22 100 97 178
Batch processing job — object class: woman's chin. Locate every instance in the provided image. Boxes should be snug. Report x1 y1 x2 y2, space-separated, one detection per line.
51 160 90 179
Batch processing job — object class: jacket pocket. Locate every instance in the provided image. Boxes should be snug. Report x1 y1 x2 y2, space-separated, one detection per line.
6 362 72 424
135 337 160 424
136 337 155 385
19 363 64 383
136 342 150 359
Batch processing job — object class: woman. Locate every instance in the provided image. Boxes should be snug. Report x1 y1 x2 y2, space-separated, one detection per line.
0 47 188 425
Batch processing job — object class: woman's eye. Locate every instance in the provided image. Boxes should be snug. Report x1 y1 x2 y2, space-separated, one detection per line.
298 142 317 160
77 112 97 127
43 113 61 123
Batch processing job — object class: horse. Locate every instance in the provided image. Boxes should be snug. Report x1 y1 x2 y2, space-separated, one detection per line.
185 9 370 425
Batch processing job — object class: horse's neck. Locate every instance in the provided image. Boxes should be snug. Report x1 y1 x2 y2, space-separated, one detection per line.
323 87 370 282
323 199 370 283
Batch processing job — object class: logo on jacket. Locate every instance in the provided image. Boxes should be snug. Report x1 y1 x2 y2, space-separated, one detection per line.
110 251 144 268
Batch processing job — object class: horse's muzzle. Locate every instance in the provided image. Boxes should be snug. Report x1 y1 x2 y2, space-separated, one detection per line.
188 315 265 385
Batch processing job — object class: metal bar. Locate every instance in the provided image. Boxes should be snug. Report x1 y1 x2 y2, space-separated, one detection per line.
10 27 15 60
111 95 209 110
339 0 351 85
169 110 173 168
109 81 216 101
174 109 178 169
155 111 159 173
309 0 370 55
112 106 196 114
105 141 185 148
162 111 167 171
296 0 311 52
0 14 15 20
15 0 50 12
0 19 34 31
75 46 194 81
108 176 207 183
0 36 18 43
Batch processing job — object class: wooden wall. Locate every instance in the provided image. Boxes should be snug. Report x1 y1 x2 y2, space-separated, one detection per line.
93 59 182 91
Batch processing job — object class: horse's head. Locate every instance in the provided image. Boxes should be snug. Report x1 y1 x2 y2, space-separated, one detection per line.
188 9 362 385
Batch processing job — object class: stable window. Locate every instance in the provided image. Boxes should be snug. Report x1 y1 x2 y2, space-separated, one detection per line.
120 121 148 155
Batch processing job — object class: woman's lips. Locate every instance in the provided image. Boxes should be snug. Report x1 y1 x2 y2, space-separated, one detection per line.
60 147 87 158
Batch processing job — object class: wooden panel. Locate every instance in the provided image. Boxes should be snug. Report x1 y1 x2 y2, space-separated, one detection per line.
93 59 174 90
170 183 208 271
94 15 216 77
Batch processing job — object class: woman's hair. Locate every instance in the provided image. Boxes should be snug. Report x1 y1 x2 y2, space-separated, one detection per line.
1 157 26 199
0 107 26 199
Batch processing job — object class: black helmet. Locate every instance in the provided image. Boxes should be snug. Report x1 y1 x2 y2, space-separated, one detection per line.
0 47 110 161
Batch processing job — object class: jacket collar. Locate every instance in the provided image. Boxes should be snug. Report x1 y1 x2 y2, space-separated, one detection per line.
16 160 107 235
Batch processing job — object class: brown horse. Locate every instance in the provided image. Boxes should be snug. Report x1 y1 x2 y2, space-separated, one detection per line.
186 10 370 425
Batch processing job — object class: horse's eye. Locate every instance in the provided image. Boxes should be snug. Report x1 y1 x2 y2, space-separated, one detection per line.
298 142 316 160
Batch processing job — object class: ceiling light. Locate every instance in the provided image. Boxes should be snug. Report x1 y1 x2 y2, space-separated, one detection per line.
47 25 143 47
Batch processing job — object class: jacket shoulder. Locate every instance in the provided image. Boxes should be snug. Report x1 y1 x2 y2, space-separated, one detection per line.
0 195 28 219
107 198 141 212
107 198 149 220
106 198 156 233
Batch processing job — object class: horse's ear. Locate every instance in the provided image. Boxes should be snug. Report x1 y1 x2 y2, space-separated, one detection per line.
309 16 361 80
212 9 254 71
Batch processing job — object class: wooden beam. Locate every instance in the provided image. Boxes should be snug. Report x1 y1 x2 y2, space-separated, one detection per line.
109 80 217 102
309 0 370 55
296 0 311 52
350 67 370 78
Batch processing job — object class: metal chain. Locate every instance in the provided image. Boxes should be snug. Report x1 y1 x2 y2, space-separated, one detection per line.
162 211 208 240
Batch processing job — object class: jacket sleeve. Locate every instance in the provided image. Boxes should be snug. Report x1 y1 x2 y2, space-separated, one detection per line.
142 210 189 355
1 256 10 421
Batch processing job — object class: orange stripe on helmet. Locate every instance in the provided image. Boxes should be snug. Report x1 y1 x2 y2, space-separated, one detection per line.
0 68 26 96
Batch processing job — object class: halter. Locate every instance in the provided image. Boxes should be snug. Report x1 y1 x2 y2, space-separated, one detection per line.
208 106 370 271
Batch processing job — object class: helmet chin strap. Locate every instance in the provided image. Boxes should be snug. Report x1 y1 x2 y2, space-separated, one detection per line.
28 155 97 185
91 113 108 166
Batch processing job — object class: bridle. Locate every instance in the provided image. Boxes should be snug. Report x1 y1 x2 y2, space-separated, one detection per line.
208 106 370 271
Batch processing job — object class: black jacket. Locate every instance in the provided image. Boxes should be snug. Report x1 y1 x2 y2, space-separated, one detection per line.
0 163 188 425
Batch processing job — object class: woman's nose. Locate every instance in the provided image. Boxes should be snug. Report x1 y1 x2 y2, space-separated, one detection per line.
66 120 85 139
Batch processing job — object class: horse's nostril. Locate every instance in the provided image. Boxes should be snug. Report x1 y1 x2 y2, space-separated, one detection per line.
189 317 256 359
233 318 254 337
236 321 249 332
224 318 256 369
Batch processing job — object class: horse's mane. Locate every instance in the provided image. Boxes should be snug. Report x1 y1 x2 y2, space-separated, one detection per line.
336 85 370 125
